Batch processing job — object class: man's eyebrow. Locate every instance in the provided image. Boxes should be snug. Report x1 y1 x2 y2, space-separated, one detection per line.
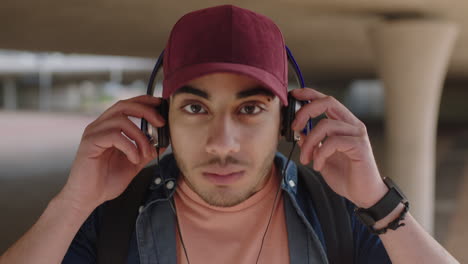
236 86 276 100
173 85 275 100
173 85 210 99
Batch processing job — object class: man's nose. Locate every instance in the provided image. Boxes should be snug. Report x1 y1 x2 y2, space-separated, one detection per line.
205 115 240 158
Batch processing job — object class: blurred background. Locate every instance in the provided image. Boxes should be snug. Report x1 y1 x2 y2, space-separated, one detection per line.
1 0 467 261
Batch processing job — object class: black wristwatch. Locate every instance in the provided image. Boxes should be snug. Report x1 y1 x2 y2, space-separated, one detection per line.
354 177 409 232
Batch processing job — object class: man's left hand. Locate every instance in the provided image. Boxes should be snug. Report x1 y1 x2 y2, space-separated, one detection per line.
291 88 389 208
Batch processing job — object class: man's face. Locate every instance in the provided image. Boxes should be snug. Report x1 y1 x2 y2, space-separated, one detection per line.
169 72 282 207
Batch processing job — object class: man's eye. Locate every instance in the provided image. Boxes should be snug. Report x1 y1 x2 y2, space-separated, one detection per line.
182 104 207 114
239 104 263 115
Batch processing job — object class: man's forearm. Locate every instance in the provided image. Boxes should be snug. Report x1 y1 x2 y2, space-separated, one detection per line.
0 193 94 264
377 204 459 264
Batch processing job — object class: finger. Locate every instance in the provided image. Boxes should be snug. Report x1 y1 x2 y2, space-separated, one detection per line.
89 130 142 165
91 116 156 159
116 94 163 107
99 95 161 117
299 119 361 164
97 101 166 129
290 87 327 100
129 94 163 104
98 94 163 117
292 95 361 131
312 136 361 171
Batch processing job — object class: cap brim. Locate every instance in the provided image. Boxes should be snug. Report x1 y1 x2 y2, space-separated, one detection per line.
162 62 288 105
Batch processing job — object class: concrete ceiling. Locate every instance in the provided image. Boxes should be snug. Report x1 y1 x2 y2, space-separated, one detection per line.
1 0 467 81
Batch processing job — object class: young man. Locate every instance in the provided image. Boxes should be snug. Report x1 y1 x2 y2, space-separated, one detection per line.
0 5 458 264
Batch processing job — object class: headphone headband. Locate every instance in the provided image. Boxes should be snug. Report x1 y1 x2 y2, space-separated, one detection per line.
141 46 319 148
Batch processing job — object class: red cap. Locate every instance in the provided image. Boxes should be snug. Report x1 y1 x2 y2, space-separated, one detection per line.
162 5 288 105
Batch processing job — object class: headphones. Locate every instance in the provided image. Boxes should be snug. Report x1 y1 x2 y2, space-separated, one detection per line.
139 47 328 264
141 46 327 149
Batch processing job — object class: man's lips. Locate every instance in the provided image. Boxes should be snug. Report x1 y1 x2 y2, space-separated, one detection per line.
202 170 245 185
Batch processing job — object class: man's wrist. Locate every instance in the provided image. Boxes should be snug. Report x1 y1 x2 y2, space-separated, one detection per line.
354 177 409 234
355 180 389 209
373 202 406 230
52 191 96 218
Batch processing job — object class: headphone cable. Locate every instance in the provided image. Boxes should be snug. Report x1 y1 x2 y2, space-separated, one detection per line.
255 141 296 264
157 147 191 264
163 141 296 264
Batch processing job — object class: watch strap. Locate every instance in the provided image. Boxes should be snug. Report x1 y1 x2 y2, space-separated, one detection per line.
363 187 403 220
355 177 407 226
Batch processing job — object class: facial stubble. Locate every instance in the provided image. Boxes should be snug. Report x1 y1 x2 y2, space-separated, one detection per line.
172 144 278 207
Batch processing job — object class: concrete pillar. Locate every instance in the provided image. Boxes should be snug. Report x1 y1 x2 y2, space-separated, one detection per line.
369 19 459 233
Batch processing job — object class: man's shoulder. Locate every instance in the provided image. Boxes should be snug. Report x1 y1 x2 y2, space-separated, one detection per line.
295 164 339 198
294 163 355 225
291 164 357 263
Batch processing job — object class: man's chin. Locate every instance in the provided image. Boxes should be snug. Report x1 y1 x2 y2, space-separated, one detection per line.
197 189 253 207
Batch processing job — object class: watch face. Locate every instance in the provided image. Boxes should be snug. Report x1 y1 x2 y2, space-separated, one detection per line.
383 177 407 201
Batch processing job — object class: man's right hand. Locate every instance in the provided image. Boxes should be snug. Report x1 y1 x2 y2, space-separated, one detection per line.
0 95 167 264
58 95 166 213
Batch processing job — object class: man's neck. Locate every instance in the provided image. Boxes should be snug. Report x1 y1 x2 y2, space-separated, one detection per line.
253 163 279 194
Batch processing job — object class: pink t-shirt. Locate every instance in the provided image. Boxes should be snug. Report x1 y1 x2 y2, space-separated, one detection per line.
174 171 290 264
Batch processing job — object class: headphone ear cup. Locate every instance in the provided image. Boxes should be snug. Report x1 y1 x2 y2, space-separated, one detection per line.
140 99 170 148
155 99 170 148
282 93 297 142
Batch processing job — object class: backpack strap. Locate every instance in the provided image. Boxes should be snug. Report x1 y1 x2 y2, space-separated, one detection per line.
297 165 354 264
96 165 155 264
